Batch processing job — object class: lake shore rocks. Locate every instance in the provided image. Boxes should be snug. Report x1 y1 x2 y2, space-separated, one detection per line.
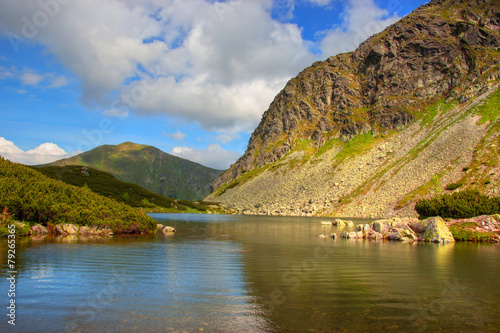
339 217 456 244
30 223 114 236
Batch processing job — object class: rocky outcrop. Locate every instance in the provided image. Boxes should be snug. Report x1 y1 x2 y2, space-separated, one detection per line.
207 0 500 218
339 217 455 243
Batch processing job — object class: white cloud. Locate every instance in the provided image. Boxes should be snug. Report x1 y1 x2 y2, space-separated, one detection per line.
20 70 69 88
307 0 333 6
215 132 240 144
0 66 14 80
171 143 240 170
163 130 186 141
102 108 129 118
319 0 400 56
0 137 79 165
0 0 316 134
20 72 44 86
0 0 400 134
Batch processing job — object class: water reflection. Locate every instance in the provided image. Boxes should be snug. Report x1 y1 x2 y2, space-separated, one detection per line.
0 214 499 332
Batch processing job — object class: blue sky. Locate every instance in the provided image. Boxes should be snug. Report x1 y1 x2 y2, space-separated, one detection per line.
0 0 427 169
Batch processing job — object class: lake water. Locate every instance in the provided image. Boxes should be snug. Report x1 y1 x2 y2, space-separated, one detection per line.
1 213 499 332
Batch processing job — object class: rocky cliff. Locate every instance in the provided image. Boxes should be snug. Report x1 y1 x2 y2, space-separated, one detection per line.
207 0 500 218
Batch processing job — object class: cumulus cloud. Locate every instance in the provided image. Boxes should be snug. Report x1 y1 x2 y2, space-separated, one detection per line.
0 137 79 165
319 0 400 56
0 0 400 134
171 143 240 170
0 0 316 134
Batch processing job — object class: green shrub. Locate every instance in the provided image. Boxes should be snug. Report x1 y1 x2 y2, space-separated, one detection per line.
0 158 156 234
415 189 500 218
445 182 462 191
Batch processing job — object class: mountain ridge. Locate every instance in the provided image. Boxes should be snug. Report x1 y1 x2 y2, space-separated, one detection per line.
42 142 223 201
207 0 500 218
211 0 500 191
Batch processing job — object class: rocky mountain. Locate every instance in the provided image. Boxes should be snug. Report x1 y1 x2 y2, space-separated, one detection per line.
207 0 500 218
42 142 222 201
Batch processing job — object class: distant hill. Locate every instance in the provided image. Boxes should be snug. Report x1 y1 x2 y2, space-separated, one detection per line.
0 157 156 234
34 165 218 213
42 142 223 201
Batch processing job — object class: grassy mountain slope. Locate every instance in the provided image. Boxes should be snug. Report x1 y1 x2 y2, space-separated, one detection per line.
34 165 221 213
0 158 156 233
207 0 500 218
43 142 222 201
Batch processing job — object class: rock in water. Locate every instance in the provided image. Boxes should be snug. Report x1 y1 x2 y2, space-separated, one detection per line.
162 226 176 234
419 217 455 244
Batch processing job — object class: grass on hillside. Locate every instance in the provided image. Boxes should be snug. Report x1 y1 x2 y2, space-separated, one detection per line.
34 165 220 214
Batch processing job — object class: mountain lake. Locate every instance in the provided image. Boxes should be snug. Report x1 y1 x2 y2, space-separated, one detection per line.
1 213 499 332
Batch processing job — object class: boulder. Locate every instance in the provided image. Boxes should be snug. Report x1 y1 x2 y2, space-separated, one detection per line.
388 226 417 242
372 220 390 234
419 217 455 243
334 218 354 227
55 223 80 235
162 226 176 234
30 224 49 235
409 219 429 234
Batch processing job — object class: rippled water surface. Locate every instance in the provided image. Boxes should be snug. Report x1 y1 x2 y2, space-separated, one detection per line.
1 214 500 332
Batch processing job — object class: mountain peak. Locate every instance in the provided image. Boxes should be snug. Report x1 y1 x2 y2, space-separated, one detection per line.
42 142 222 200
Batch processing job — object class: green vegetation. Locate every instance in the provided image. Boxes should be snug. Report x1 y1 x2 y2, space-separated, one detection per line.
0 157 156 235
35 165 216 213
42 142 222 201
475 86 500 126
445 182 463 191
415 189 500 219
449 222 498 242
335 132 375 162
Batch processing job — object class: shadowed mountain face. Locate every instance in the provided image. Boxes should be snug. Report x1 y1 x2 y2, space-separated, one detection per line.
43 142 223 201
207 0 500 217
